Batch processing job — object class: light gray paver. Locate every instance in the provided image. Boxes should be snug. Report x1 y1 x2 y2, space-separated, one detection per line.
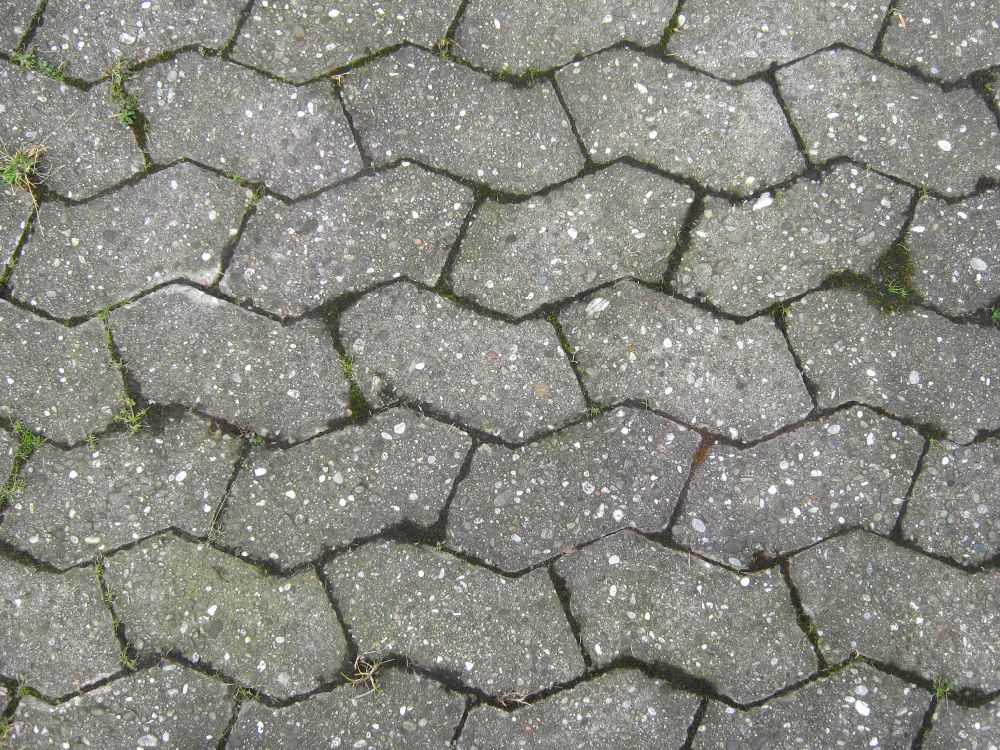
925 699 1000 750
342 47 584 194
222 163 474 316
326 540 586 695
111 285 350 440
560 280 812 442
555 531 816 703
1 189 33 266
556 49 804 195
0 0 35 50
447 408 700 572
676 164 912 316
453 163 693 317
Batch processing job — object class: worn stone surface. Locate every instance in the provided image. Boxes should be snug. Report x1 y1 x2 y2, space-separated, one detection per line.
222 163 473 316
224 409 471 567
326 540 585 694
791 530 1000 692
561 281 812 442
556 49 804 195
342 47 584 194
676 164 912 316
0 0 34 50
133 53 361 198
342 282 586 442
778 48 1000 194
453 163 693 316
111 286 349 440
105 534 347 699
924 699 1000 750
447 408 699 571
1 189 33 267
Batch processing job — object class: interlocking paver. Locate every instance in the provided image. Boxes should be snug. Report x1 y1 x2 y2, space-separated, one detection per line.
342 282 586 442
0 0 35 50
924 699 1000 750
555 531 816 703
560 280 812 442
453 163 693 316
0 189 32 266
676 164 912 316
447 408 699 571
790 530 1000 692
224 409 471 567
342 47 584 194
556 49 804 195
222 163 473 316
133 53 361 198
325 540 585 694
105 534 347 699
110 286 349 440
778 48 1000 194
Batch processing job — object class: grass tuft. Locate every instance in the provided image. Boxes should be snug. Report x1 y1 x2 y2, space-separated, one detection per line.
11 50 66 81
342 650 391 697
1 142 46 205
107 58 139 127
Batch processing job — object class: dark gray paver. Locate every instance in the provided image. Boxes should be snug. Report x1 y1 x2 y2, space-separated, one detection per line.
224 409 471 567
924 699 1000 750
447 408 699 572
326 540 585 695
0 0 35 50
453 163 693 317
105 534 347 699
560 280 812 442
342 282 586 442
11 162 249 318
133 53 361 198
222 163 473 316
786 288 1000 443
790 530 1000 692
556 49 804 195
342 47 584 194
111 286 349 440
778 48 1000 194
1 189 32 267
458 669 700 750
1 413 240 569
676 164 912 316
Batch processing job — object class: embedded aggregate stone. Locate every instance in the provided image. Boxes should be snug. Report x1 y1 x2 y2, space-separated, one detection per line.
342 47 584 194
222 163 474 316
224 409 472 567
790 530 1000 692
452 163 694 316
0 0 35 50
675 408 923 568
325 540 586 694
1 190 33 266
342 282 586 442
0 560 118 696
924 699 1000 750
0 413 240 569
133 53 361 198
104 534 348 699
447 408 700 572
110 286 349 440
778 48 1000 194
676 164 912 316
11 163 249 319
560 281 812 442
555 531 816 703
555 49 803 195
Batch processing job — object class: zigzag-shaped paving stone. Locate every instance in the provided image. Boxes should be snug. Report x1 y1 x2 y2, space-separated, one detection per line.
778 48 1000 194
0 190 32 266
342 47 584 194
458 669 700 749
11 162 249 319
1 413 240 569
560 280 812 442
452 163 693 317
223 409 471 567
342 282 586 442
924 699 1000 750
0 0 35 50
325 540 586 694
222 163 473 316
555 50 804 196
110 286 349 440
447 408 700 572
675 408 923 568
132 53 361 198
555 531 816 703
676 164 912 316
104 534 348 699
790 530 1000 692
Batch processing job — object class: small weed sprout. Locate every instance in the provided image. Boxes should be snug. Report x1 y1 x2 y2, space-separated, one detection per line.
342 650 391 697
11 50 66 81
933 679 953 700
436 38 457 60
986 306 1000 323
0 422 45 505
107 59 139 127
496 691 528 707
886 279 908 298
2 142 46 205
114 397 149 435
